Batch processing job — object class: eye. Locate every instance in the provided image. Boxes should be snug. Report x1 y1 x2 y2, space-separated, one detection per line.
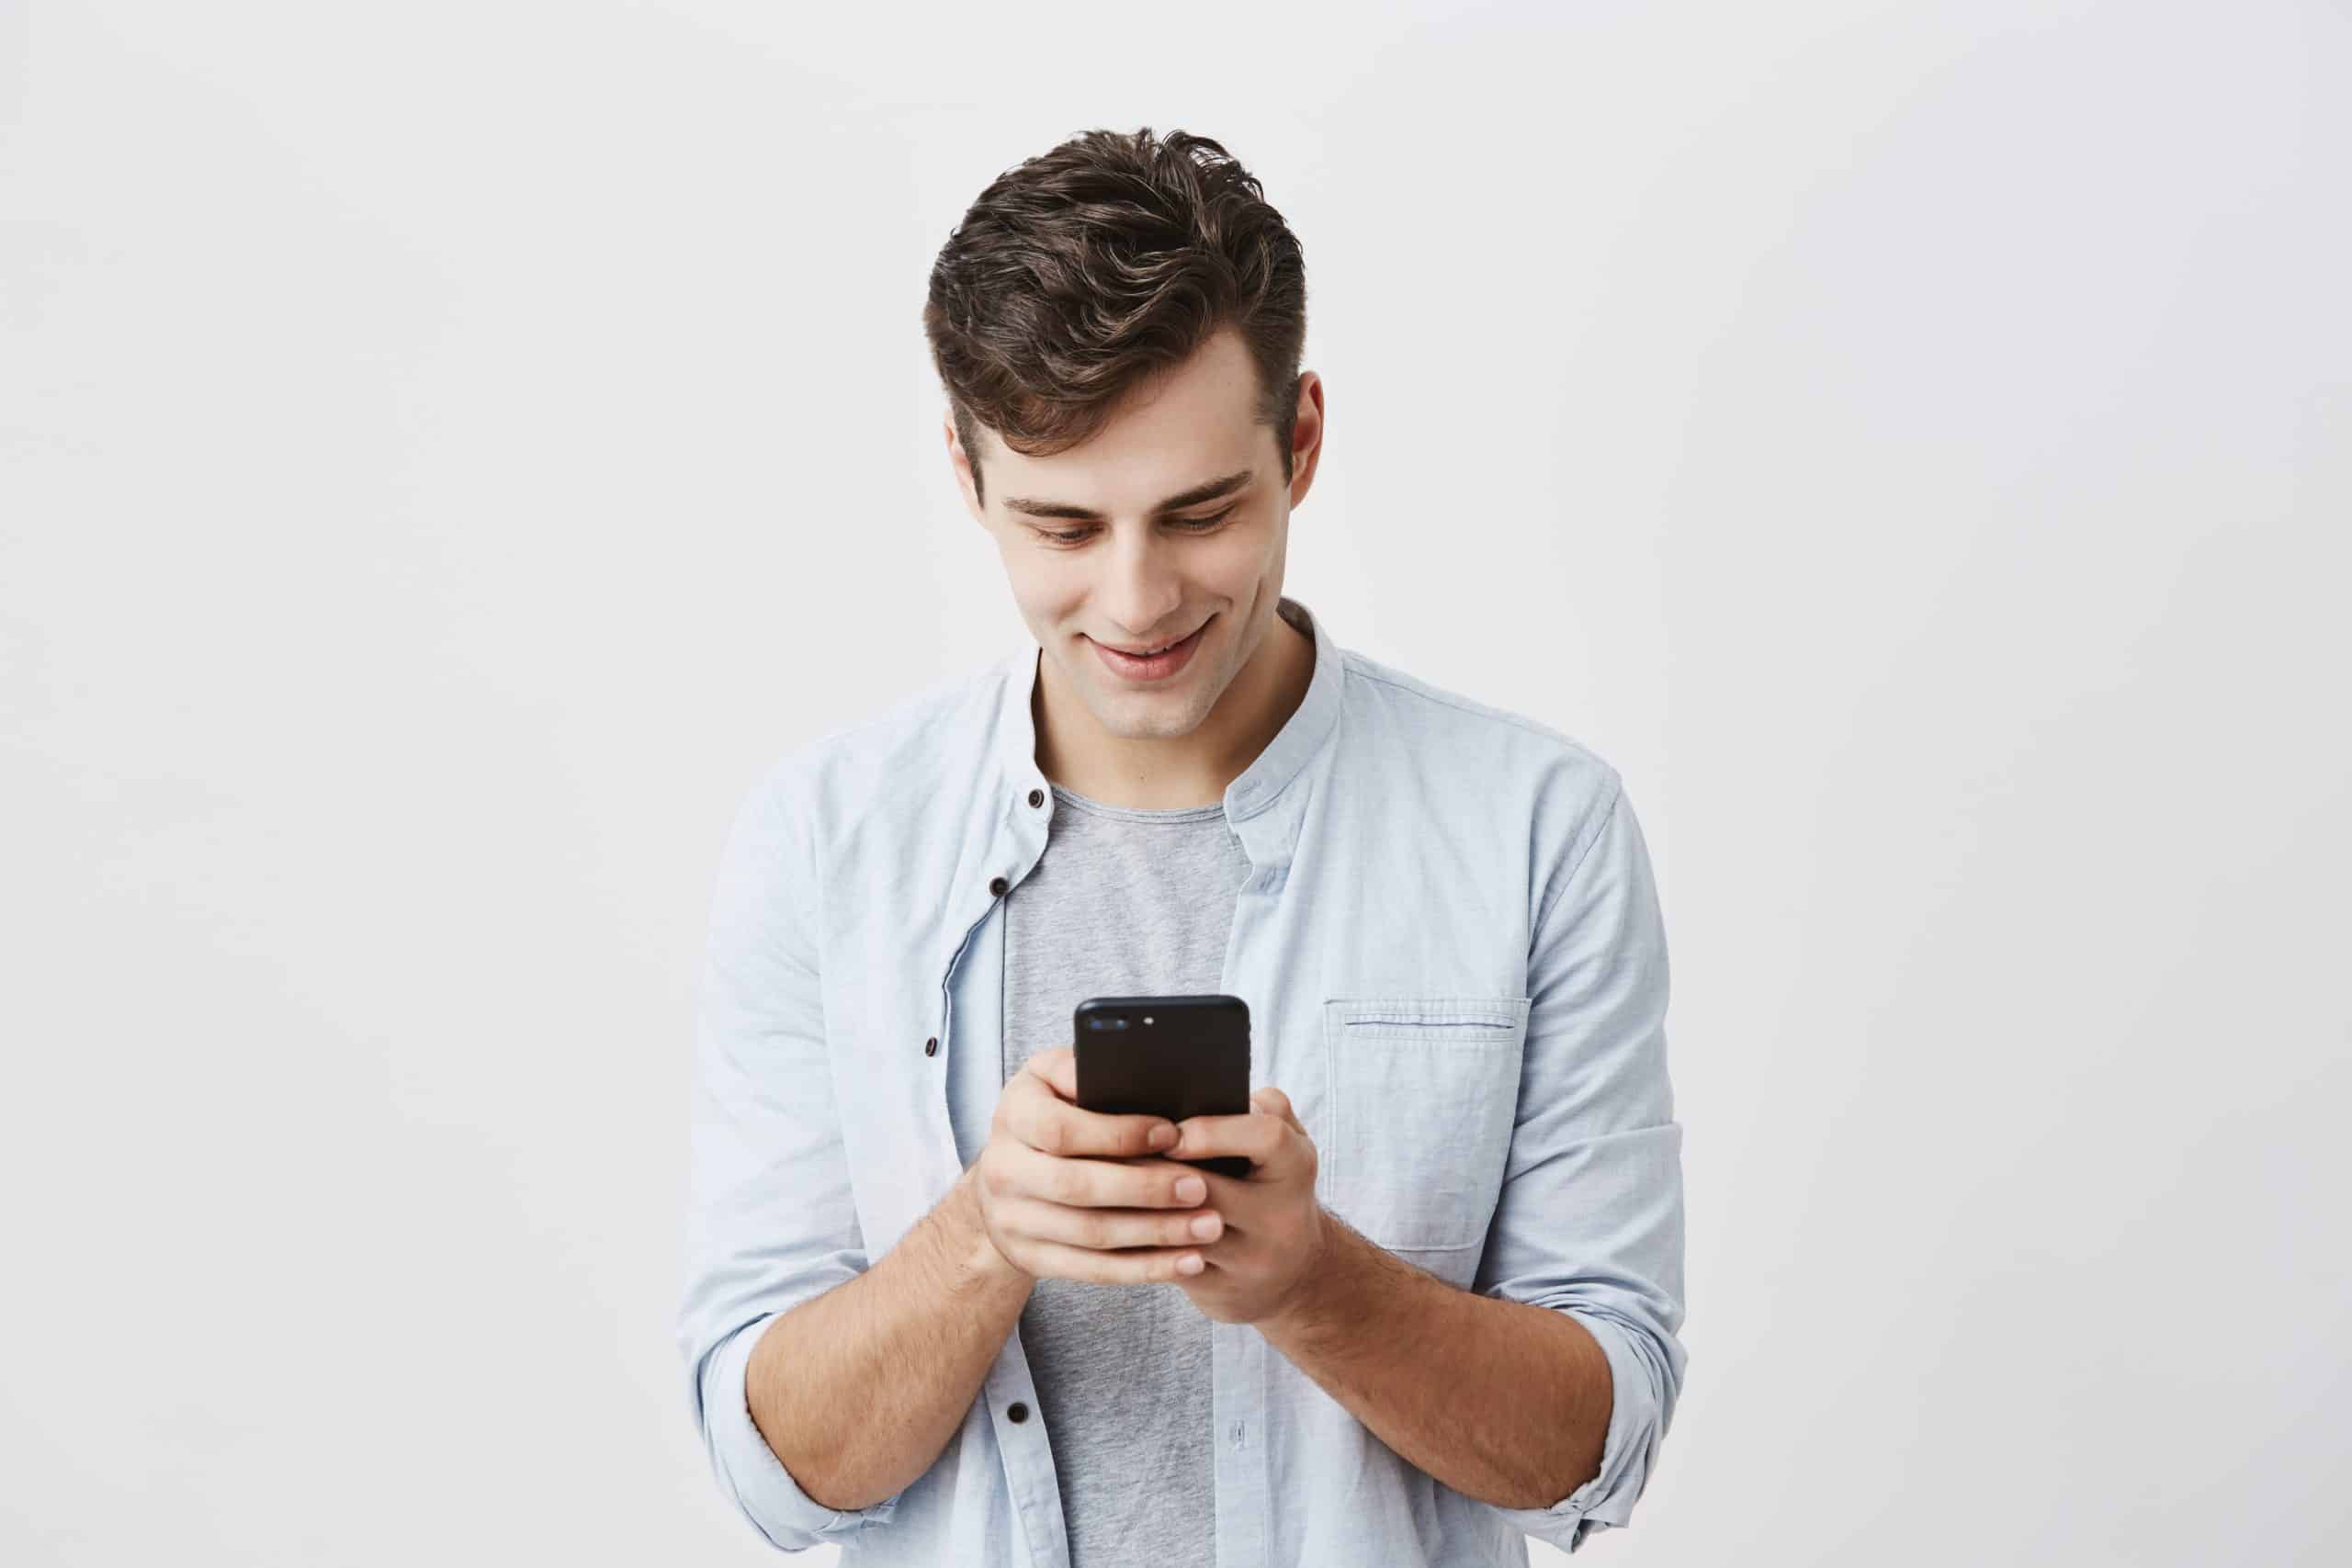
1036 505 1238 547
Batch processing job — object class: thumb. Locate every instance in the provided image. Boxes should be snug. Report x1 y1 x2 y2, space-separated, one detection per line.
1253 1086 1300 1127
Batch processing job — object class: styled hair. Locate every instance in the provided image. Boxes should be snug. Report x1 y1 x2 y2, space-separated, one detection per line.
922 127 1308 506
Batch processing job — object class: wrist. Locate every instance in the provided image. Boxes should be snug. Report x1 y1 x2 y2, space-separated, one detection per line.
941 1167 1032 1294
1260 1203 1345 1334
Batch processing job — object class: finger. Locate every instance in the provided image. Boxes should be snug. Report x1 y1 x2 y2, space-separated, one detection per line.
1008 1066 1175 1159
1014 1236 1208 1284
1022 1045 1079 1101
1009 1098 1178 1161
995 1193 1226 1253
1000 1139 1209 1210
1170 1108 1284 1167
1255 1086 1307 1135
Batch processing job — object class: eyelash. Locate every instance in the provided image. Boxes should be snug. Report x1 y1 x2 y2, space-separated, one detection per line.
1036 505 1238 547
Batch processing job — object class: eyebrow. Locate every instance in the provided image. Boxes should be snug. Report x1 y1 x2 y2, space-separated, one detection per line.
999 468 1255 522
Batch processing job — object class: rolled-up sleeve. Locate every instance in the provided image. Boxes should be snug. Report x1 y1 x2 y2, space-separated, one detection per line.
676 756 903 1551
1474 775 1688 1554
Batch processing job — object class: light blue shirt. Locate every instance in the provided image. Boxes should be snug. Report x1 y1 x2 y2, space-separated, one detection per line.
676 594 1688 1564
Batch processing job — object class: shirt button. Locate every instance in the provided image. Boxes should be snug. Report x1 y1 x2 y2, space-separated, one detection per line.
923 1036 938 1056
989 875 1009 897
1026 788 1045 808
1009 1401 1030 1423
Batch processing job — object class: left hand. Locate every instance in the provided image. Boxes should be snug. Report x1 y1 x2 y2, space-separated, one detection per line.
1163 1086 1329 1325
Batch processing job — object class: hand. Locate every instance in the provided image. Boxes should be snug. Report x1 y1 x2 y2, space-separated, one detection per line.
970 1046 1227 1285
1163 1086 1329 1326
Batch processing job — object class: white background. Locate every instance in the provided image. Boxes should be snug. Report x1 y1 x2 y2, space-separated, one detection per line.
5 2 2346 1563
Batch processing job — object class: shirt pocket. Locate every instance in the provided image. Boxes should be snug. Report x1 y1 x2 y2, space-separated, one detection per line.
1321 996 1532 1254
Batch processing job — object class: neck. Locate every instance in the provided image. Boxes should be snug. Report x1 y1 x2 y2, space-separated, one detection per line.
1036 607 1315 810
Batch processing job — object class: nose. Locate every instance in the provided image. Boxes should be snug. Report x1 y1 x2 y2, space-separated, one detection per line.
1096 525 1184 642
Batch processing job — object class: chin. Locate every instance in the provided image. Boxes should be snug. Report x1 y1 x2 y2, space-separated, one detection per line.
1093 683 1212 736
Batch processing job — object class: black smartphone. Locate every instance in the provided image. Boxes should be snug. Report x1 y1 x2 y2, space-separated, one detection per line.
1073 994 1252 1179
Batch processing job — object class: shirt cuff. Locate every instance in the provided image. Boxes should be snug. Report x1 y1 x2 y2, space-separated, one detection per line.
1478 1306 1658 1553
701 1314 903 1551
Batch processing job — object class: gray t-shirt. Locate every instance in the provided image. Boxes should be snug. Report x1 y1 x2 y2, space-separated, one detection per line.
1001 782 1253 1568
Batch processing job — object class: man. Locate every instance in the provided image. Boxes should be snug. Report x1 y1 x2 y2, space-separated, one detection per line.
676 127 1686 1566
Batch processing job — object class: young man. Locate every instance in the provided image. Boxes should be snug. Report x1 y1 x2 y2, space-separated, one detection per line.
676 128 1687 1567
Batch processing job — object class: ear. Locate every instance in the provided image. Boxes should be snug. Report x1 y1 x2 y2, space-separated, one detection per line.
944 411 986 525
1283 370 1325 511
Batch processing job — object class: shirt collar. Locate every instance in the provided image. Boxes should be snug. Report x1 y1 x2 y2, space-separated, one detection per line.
989 594 1342 869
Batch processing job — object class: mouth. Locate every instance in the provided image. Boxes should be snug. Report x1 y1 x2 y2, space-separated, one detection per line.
1089 616 1212 682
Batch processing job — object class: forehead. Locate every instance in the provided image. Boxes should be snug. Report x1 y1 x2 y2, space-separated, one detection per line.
981 327 1265 508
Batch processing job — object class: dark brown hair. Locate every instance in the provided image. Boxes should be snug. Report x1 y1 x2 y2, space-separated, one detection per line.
922 127 1308 506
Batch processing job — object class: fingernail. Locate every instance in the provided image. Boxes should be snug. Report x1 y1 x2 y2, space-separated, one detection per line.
1177 1254 1204 1275
1191 1213 1220 1239
1149 1123 1175 1148
1176 1175 1205 1203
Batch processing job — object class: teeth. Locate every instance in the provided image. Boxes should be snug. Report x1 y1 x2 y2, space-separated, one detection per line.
1104 624 1201 658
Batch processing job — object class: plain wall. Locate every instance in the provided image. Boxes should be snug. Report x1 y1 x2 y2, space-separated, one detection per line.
3 2 2345 1562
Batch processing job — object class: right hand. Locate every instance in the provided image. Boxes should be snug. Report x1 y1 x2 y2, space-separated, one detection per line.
968 1045 1225 1284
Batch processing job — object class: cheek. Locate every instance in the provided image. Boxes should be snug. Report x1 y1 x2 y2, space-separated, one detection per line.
1001 553 1086 619
1199 529 1271 587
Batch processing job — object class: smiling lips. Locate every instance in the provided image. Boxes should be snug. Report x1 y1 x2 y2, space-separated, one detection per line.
1091 617 1210 682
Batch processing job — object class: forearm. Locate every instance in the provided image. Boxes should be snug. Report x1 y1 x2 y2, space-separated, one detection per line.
747 1166 1034 1511
1257 1211 1611 1510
